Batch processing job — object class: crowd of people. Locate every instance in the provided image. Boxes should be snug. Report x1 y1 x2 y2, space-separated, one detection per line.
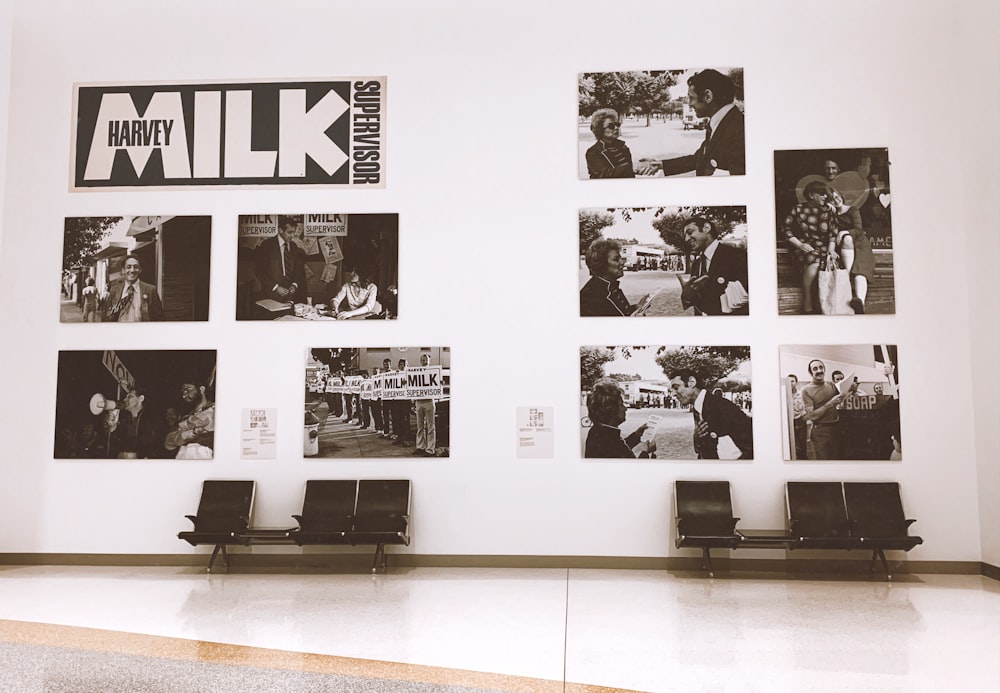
312 355 441 457
55 378 215 460
625 389 751 414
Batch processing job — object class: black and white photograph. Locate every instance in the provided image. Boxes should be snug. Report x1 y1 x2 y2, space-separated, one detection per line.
775 148 894 315
60 216 211 323
306 347 450 458
580 207 748 316
54 350 217 460
578 68 744 179
581 346 752 460
71 78 385 190
779 344 900 461
236 213 398 321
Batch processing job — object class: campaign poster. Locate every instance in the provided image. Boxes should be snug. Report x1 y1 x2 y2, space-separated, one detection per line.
71 78 385 190
580 345 752 460
306 347 450 458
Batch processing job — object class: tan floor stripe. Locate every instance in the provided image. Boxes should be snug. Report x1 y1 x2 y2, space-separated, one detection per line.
0 619 643 693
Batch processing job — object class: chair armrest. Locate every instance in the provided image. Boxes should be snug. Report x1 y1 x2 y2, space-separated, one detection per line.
185 515 197 527
291 514 304 524
904 519 916 529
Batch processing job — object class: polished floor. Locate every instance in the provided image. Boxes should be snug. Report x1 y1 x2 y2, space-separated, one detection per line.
0 565 997 692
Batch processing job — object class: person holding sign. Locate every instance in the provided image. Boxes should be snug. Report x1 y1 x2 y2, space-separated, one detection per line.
801 359 854 460
379 358 393 438
413 354 437 457
391 358 413 447
584 379 656 459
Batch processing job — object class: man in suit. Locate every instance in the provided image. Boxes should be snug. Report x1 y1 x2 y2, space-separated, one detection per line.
254 215 307 306
102 255 164 322
638 69 745 177
680 216 749 315
667 369 753 459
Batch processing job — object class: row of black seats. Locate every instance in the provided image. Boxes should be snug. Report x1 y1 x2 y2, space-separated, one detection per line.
675 481 922 579
178 479 411 573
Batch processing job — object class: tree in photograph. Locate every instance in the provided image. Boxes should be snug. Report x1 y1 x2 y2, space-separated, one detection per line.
580 346 615 390
579 209 615 255
580 71 638 119
579 71 680 125
62 216 122 270
651 206 748 268
727 68 745 104
608 373 641 382
631 71 677 126
716 378 752 393
655 346 750 390
578 74 596 116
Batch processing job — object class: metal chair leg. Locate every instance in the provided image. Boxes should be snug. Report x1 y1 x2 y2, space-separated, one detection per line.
208 544 222 573
371 544 386 574
875 548 892 580
702 547 715 578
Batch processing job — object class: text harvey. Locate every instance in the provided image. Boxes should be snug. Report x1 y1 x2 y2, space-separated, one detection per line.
72 79 385 189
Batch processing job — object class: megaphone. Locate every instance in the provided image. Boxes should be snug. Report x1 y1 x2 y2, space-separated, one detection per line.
89 393 123 415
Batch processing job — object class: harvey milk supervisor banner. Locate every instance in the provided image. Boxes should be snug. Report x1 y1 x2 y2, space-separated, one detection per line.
71 78 385 190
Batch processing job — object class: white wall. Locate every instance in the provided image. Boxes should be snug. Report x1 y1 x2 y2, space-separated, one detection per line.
960 1 1000 567
0 1 11 257
0 0 995 562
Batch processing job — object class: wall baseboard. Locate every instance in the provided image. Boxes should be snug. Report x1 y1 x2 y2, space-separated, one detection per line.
0 552 987 576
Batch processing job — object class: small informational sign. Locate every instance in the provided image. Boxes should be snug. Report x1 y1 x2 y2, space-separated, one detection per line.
241 408 277 459
517 406 554 459
404 365 444 399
